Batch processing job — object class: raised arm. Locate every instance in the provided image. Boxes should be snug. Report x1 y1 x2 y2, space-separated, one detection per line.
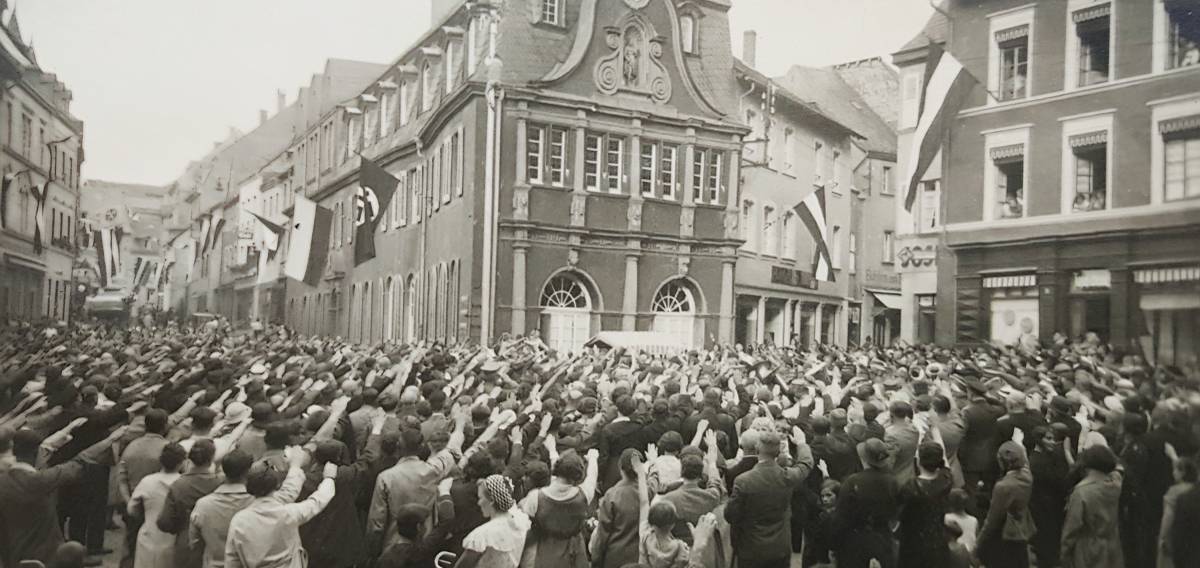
281 463 337 526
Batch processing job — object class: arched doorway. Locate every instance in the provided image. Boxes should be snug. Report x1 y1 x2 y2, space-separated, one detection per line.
405 275 417 341
540 273 592 354
652 279 699 348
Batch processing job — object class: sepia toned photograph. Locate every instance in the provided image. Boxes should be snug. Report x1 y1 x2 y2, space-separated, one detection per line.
0 0 1197 567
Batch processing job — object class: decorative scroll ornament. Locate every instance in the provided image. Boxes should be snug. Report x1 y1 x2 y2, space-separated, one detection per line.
567 248 580 267
594 13 672 103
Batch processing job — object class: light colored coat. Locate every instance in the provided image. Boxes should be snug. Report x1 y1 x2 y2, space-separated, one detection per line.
224 466 335 568
1061 472 1124 568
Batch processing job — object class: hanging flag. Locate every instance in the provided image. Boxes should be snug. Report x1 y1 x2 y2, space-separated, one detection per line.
30 183 47 254
211 210 226 252
795 187 835 282
93 229 108 287
112 227 124 278
0 173 12 230
353 155 399 266
903 41 977 211
131 257 145 288
150 261 163 290
285 195 333 286
250 211 284 259
197 215 212 258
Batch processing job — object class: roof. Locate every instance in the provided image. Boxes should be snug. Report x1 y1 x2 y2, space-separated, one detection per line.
82 180 169 196
775 65 897 156
894 10 948 58
733 58 862 139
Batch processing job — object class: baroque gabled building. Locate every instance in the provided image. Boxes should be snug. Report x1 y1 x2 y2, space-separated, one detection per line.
0 3 85 322
282 0 747 351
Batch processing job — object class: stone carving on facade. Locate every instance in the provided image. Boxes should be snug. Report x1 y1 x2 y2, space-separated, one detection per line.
567 248 580 268
531 231 569 243
677 256 691 276
627 201 643 231
679 207 695 236
513 188 530 221
570 194 587 226
594 13 672 103
587 236 625 248
624 0 651 9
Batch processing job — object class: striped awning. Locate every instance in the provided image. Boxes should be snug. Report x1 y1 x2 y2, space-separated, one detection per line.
1069 131 1108 149
1160 115 1200 136
1072 4 1111 23
1134 265 1200 284
995 25 1029 44
983 274 1037 288
990 144 1025 161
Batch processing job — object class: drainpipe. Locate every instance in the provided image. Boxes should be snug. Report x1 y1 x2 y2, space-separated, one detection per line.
480 6 503 345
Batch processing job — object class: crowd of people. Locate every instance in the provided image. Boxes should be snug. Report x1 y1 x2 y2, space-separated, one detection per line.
0 318 1198 568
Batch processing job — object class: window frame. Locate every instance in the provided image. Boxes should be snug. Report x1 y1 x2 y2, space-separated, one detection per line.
527 126 546 185
680 14 698 55
983 125 1031 221
1150 96 1200 204
882 230 895 264
659 143 678 200
1059 111 1114 214
640 140 658 198
988 6 1035 105
1153 0 1200 72
1065 2 1113 89
538 0 563 27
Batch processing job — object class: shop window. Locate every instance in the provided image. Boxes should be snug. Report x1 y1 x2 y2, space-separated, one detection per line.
1071 134 1108 212
1073 6 1111 87
917 294 937 344
996 26 1029 101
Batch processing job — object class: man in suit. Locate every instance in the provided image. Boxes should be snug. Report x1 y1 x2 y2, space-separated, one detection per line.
884 401 920 486
959 380 1005 513
681 388 737 458
597 395 647 491
725 428 814 568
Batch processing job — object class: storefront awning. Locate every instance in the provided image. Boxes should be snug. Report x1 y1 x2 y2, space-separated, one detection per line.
1134 265 1200 284
4 253 46 272
868 289 903 310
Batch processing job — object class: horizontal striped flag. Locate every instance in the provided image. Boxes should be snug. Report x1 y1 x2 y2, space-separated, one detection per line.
285 195 333 286
903 41 977 211
795 186 835 282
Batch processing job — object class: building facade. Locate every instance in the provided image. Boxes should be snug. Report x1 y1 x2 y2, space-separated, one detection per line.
732 40 900 348
282 0 747 352
895 0 1200 367
0 5 85 323
77 180 169 313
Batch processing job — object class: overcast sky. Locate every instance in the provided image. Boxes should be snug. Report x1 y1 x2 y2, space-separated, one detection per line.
17 0 932 186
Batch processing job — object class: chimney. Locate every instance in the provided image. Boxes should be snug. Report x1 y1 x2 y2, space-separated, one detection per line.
259 109 268 125
743 30 758 69
276 89 286 113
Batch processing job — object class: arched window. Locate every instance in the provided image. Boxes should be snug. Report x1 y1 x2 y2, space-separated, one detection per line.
435 264 445 340
405 275 417 341
349 284 359 342
540 274 592 354
652 279 699 348
446 261 458 343
680 15 696 54
361 281 372 343
384 276 395 341
422 61 435 112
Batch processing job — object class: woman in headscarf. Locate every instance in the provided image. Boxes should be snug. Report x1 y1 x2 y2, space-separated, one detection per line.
977 441 1034 568
454 474 532 568
518 450 599 568
1061 444 1124 568
897 442 954 568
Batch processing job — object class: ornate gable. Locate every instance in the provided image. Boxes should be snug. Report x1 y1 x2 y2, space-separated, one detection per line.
594 12 671 103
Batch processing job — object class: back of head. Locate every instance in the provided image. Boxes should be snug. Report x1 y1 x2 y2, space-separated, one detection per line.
48 541 88 568
264 423 292 449
647 500 678 530
618 448 641 481
1078 444 1118 474
757 431 782 460
13 428 44 463
398 428 425 458
917 442 945 472
863 403 880 423
246 467 280 497
615 395 636 417
394 503 429 540
552 452 586 485
144 408 170 435
680 454 704 481
658 431 683 454
221 449 254 482
190 407 218 431
947 488 969 513
189 439 217 468
361 387 380 407
889 401 913 421
159 443 187 472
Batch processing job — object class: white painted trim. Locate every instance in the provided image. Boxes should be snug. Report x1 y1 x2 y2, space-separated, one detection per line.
979 123 1036 136
961 66 1200 119
1150 94 1200 205
988 5 1036 106
1148 93 1200 108
1059 112 1114 214
1153 0 1169 74
1064 0 1114 91
944 197 1200 232
983 126 1031 221
1057 108 1118 122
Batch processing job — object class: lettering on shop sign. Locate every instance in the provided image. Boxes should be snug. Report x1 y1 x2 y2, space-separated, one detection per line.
771 266 817 289
866 269 901 287
897 244 936 268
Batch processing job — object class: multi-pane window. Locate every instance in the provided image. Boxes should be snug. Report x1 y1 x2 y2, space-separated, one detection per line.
1070 133 1107 212
583 132 626 193
606 136 624 193
692 147 724 204
659 144 677 200
408 167 420 224
1163 121 1200 202
692 148 706 202
997 26 1029 100
917 180 940 231
450 130 462 197
831 225 842 269
584 134 602 191
399 81 411 125
1074 6 1110 86
741 200 755 250
445 42 457 91
848 233 857 274
881 165 894 194
1167 2 1200 69
781 213 794 259
706 150 722 203
762 205 777 255
527 127 545 184
882 230 895 263
379 91 392 136
991 144 1026 219
20 114 31 158
549 127 568 186
422 62 435 112
540 0 561 26
782 128 795 173
640 141 657 197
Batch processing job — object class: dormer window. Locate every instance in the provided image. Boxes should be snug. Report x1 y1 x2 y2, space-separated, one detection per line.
422 61 434 112
536 0 563 27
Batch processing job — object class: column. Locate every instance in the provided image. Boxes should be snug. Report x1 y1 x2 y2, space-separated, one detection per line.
718 259 735 343
623 254 639 330
755 296 767 344
812 302 823 346
511 244 528 335
515 118 528 185
782 299 794 346
793 300 803 345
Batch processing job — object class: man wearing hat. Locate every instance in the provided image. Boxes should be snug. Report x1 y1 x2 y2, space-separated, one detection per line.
959 374 1005 511
725 429 814 568
830 438 902 568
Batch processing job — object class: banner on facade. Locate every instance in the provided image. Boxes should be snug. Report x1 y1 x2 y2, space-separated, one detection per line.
285 195 333 286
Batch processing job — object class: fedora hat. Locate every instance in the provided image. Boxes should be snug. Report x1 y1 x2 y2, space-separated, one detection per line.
857 438 894 470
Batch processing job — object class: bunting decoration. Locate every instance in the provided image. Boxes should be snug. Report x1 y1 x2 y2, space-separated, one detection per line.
353 155 398 266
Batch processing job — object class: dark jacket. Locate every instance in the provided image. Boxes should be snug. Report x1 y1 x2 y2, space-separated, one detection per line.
960 400 1005 474
978 467 1035 565
724 446 814 564
299 432 381 567
157 470 222 568
597 419 646 491
832 468 902 568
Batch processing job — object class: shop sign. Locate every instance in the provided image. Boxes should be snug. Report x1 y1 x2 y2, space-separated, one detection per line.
1071 269 1111 291
771 266 817 289
896 239 937 272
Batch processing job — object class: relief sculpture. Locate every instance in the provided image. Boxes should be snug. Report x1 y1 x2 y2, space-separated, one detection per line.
594 13 672 103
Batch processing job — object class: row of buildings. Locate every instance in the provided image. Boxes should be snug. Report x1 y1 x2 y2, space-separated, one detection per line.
0 2 86 323
892 0 1200 368
112 0 903 352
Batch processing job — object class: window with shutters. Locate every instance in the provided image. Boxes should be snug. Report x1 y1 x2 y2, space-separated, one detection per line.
998 33 1029 100
1071 138 1107 212
1160 114 1200 202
